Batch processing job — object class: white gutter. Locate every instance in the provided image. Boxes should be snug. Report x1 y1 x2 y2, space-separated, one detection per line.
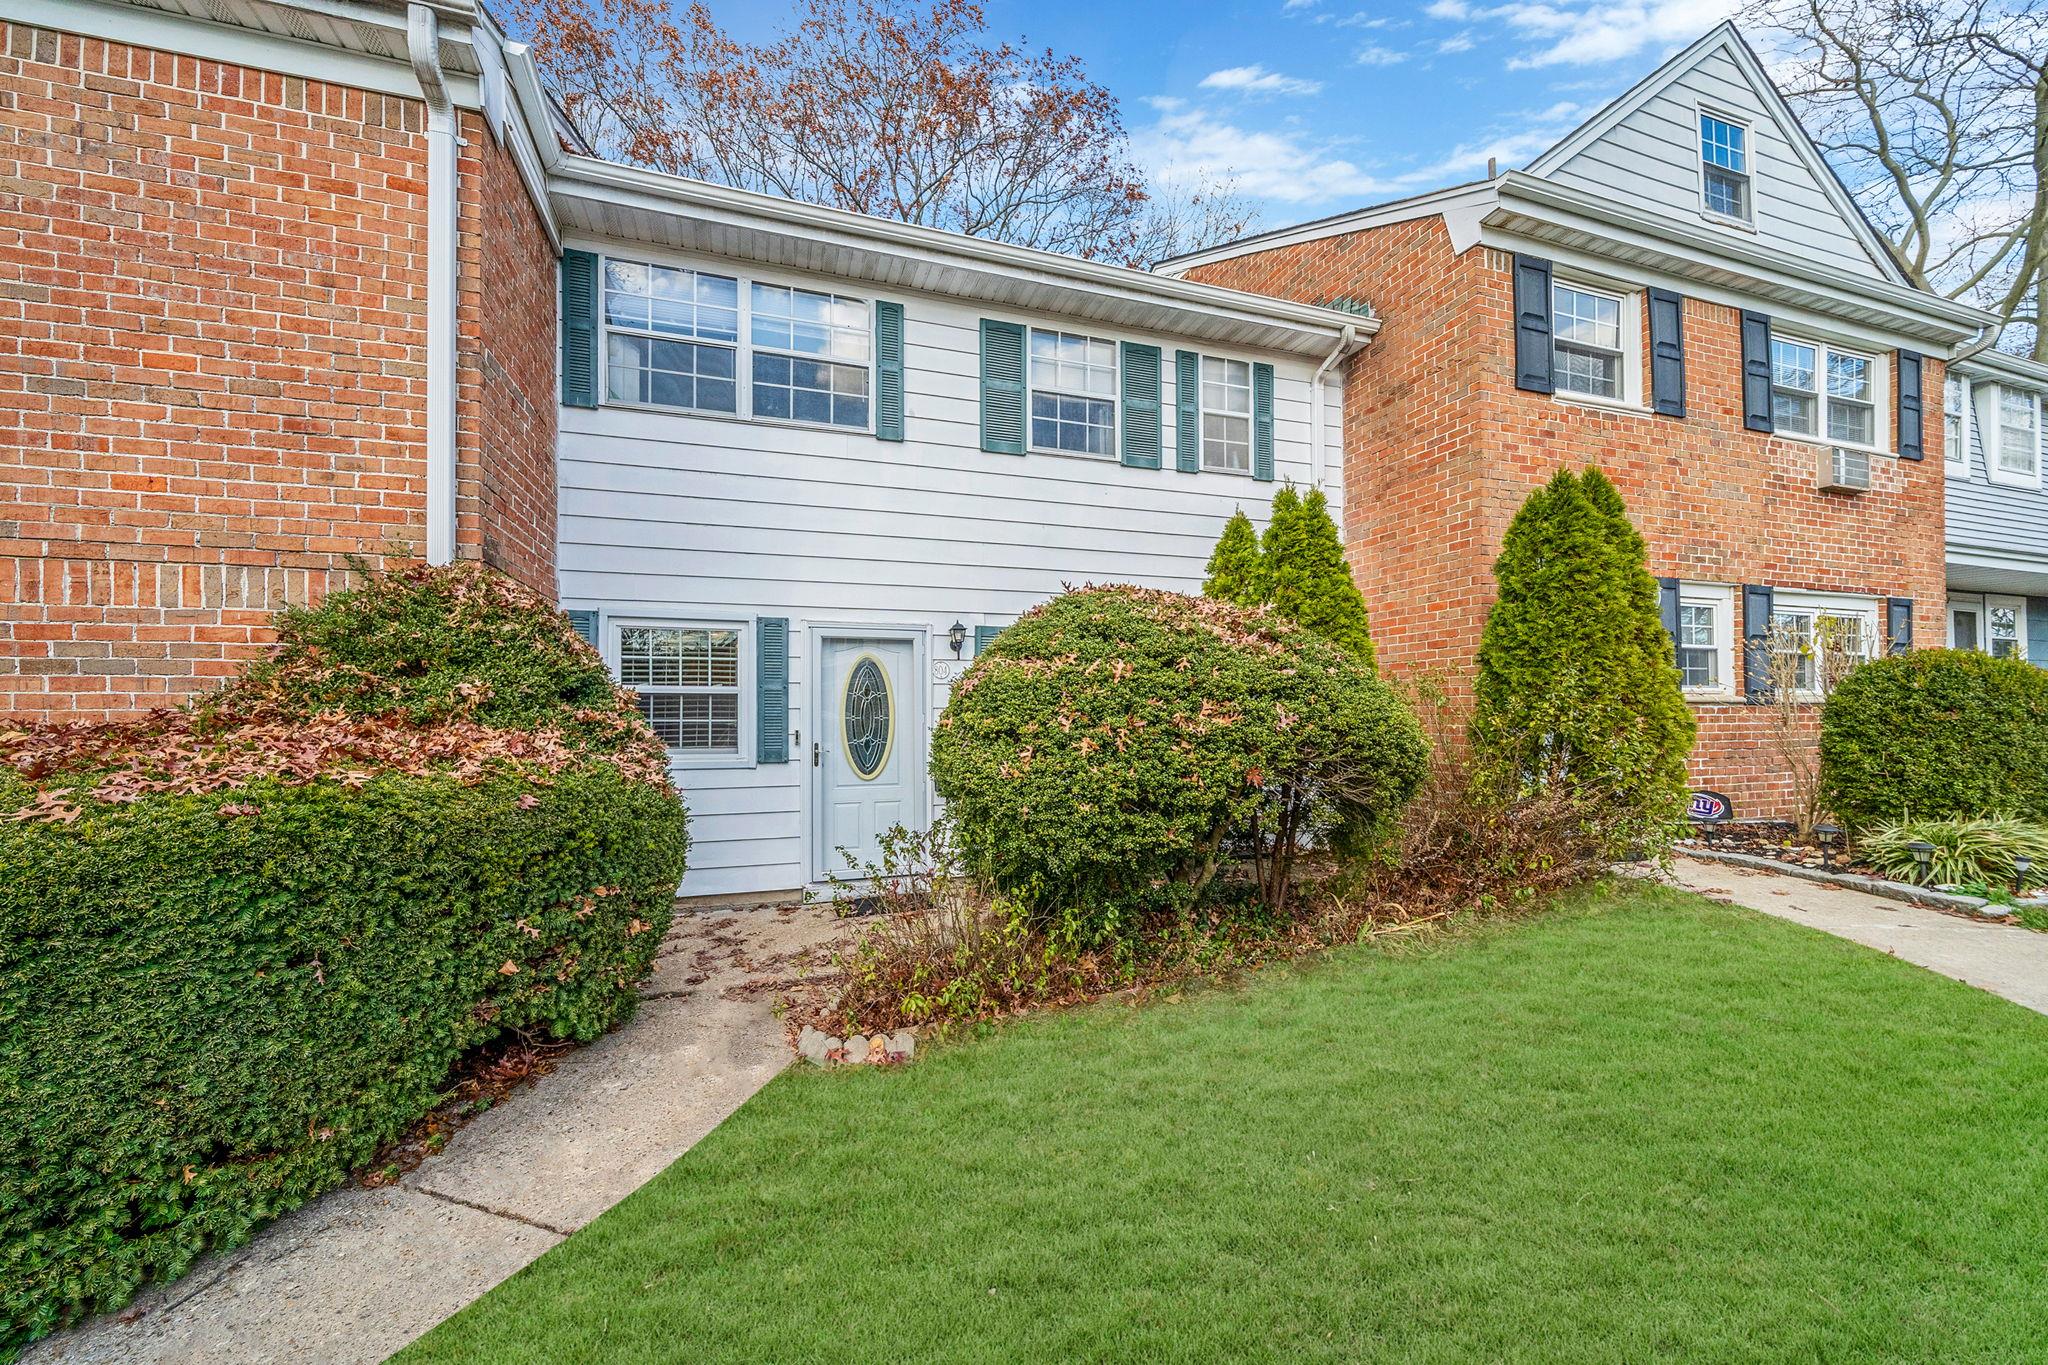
1309 323 1363 489
409 2 459 566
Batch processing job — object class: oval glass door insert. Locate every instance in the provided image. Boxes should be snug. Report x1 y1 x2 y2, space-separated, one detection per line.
842 655 893 780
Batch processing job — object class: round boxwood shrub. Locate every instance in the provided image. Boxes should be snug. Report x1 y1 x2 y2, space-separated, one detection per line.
1820 648 2048 829
930 585 1426 922
0 563 689 1351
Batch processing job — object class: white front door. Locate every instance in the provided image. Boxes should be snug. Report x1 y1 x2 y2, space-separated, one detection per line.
814 635 922 881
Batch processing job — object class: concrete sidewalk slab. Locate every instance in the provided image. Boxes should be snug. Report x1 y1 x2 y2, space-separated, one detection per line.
24 902 850 1365
1669 855 2048 1016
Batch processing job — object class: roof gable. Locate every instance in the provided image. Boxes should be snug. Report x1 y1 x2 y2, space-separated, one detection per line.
1525 23 1903 285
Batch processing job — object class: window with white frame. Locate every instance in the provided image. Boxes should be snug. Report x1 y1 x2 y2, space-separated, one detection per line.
1200 356 1253 473
1994 387 2041 484
603 260 740 414
1699 111 1752 223
1771 336 1880 448
1675 585 1734 695
617 624 743 755
1949 601 1981 651
1988 596 2027 661
1945 376 1969 472
1771 595 1877 695
1551 282 1626 400
749 283 871 429
1028 329 1117 457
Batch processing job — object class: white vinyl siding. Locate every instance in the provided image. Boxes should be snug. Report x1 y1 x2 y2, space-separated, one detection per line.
560 248 1344 896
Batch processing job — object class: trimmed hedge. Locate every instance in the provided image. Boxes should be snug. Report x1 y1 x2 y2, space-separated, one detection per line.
0 563 689 1351
1820 649 2048 829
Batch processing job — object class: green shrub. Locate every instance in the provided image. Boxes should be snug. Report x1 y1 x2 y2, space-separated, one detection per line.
0 563 689 1351
930 585 1426 926
1856 815 2048 888
1202 509 1265 607
1820 649 2048 828
1202 488 1375 664
1470 468 1694 848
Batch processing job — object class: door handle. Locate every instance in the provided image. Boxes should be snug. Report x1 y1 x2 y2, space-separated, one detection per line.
812 740 821 768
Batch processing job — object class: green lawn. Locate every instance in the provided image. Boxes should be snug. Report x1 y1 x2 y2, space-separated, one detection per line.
400 884 2048 1364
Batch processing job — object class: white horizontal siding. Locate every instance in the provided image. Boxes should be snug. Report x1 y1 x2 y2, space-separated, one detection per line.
560 244 1345 897
1948 382 2048 562
1544 48 1882 280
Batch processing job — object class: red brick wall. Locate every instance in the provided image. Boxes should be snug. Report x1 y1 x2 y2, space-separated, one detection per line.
0 24 558 718
1188 216 1949 817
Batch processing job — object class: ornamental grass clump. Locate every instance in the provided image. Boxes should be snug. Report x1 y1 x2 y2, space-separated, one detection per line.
0 562 690 1353
929 584 1427 929
1856 815 2048 889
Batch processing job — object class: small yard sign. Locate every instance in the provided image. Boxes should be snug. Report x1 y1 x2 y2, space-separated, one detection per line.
1688 790 1733 823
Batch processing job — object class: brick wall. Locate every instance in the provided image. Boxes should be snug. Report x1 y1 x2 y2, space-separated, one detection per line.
0 24 558 718
1189 215 1949 817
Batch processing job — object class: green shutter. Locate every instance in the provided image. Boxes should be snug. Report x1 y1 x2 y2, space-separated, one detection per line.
1175 350 1200 473
1252 361 1275 482
1120 341 1161 469
980 319 1026 455
756 617 789 764
875 300 905 442
560 249 599 408
974 624 1003 656
565 609 599 649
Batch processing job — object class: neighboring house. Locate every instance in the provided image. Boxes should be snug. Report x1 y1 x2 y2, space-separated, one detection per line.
1162 23 1995 820
1943 349 2048 666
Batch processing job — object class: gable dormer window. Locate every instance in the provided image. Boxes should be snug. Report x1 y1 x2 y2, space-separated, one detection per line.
1699 111 1752 225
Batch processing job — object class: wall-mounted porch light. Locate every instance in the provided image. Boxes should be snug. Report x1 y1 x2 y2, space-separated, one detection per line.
947 621 968 657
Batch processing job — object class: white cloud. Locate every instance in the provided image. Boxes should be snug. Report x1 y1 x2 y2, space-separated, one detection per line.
1282 0 1323 10
1134 105 1393 205
1199 65 1326 98
1354 44 1410 66
1437 31 1477 53
1425 0 1471 17
1414 0 1739 69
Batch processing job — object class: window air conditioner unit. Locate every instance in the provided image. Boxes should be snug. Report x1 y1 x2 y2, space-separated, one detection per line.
1818 445 1870 492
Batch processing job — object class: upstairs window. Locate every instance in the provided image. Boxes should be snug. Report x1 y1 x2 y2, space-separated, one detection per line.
604 261 740 414
1771 335 1881 450
1200 357 1254 473
1028 329 1117 457
1700 112 1752 223
1945 376 1969 472
1995 387 2041 485
749 283 871 429
1551 282 1625 400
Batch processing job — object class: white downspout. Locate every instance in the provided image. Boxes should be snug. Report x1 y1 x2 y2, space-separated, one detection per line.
1309 323 1360 490
409 4 459 566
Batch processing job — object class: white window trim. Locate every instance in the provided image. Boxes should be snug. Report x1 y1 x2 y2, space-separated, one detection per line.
1198 353 1257 476
1696 104 1758 232
1986 593 2029 662
1944 374 1971 479
1771 590 1880 701
1026 326 1119 461
597 252 877 437
1676 583 1737 700
606 616 755 770
1948 597 1983 650
1770 332 1889 456
1986 383 2044 491
1549 277 1643 411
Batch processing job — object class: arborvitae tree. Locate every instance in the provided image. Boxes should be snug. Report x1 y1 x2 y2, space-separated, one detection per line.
1271 488 1374 667
1470 467 1694 833
1202 508 1265 607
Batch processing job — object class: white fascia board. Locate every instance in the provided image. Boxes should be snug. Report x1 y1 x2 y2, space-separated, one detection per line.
1154 180 1499 277
1487 173 1989 346
1953 348 2048 390
547 156 1376 354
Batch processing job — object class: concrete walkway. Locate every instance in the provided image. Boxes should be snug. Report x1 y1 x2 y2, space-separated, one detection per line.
25 902 849 1365
1669 854 2048 1016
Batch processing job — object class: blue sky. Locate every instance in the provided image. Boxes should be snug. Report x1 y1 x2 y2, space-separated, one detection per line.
725 0 1750 232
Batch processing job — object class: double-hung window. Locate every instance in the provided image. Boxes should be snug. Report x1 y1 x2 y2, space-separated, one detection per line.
1028 329 1117 457
604 261 740 413
1945 376 1969 473
1771 596 1876 696
1771 336 1880 449
1988 596 2027 661
1200 357 1254 473
1994 387 2041 485
750 283 871 429
1551 282 1626 401
1700 111 1752 223
618 624 743 757
1675 586 1734 695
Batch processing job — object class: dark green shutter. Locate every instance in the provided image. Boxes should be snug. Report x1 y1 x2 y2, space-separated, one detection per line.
1513 255 1554 394
1648 288 1686 418
875 300 905 442
974 624 1002 656
565 609 599 649
1742 584 1774 703
2028 599 2048 669
1657 578 1680 665
1252 362 1275 483
1120 341 1162 469
1886 597 1914 655
1741 311 1774 433
1175 350 1200 473
1896 351 1923 460
756 617 789 764
980 319 1026 455
560 249 599 408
